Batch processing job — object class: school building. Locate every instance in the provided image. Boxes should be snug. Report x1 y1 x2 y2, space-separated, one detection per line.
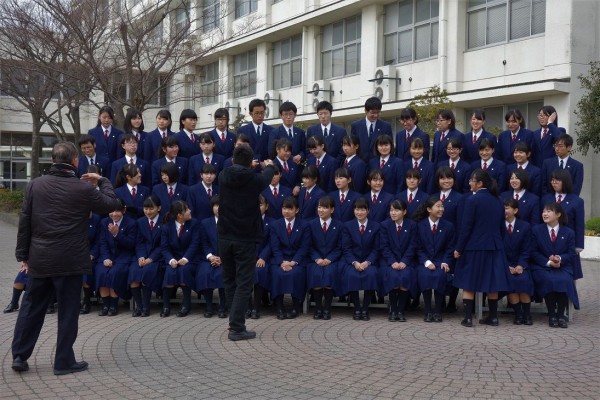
0 0 598 216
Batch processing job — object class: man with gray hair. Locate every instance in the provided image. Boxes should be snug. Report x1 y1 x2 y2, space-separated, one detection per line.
11 141 121 375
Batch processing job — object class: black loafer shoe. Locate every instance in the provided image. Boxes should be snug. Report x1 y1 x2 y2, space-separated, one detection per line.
11 356 29 372
479 317 499 326
361 311 370 321
286 309 298 319
433 313 443 322
250 310 260 319
276 310 287 320
424 313 433 322
549 317 559 328
132 309 142 317
513 316 523 325
46 305 55 314
204 311 214 318
523 315 533 325
388 312 397 322
558 318 568 328
107 307 118 316
140 310 150 317
322 310 331 320
53 361 88 376
160 308 170 317
218 309 228 318
397 312 406 322
313 310 323 320
461 318 473 327
79 303 91 315
3 303 18 313
176 307 189 317
228 330 257 341
353 310 361 320
98 307 109 316
245 309 252 318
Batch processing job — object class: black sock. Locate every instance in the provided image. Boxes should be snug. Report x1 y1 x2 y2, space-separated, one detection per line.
488 298 498 319
111 297 119 309
313 288 324 310
388 290 398 313
556 293 568 319
101 296 110 309
350 291 360 311
522 301 531 318
434 291 444 314
544 293 557 318
10 287 23 307
182 286 192 309
218 288 226 310
398 290 409 313
463 299 474 320
162 288 172 309
363 290 374 310
323 288 334 310
82 287 91 306
511 302 522 319
204 289 214 312
448 287 459 307
275 295 284 312
292 297 301 313
423 289 433 313
131 286 142 310
141 286 152 311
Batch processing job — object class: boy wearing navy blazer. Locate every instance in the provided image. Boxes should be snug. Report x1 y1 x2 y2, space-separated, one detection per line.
110 134 151 188
88 105 123 164
350 97 393 162
541 133 584 196
395 107 430 162
78 135 110 178
306 101 346 165
173 109 201 159
431 109 463 164
237 99 273 163
209 108 236 159
268 101 306 164
143 109 174 163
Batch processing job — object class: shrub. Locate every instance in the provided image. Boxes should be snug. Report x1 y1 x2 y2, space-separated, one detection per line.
586 217 600 235
0 190 24 213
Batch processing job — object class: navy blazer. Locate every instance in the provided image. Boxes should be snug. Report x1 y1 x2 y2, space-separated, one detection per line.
504 219 531 268
496 128 534 165
530 223 576 274
270 219 309 265
350 118 393 162
151 157 189 186
434 190 464 227
257 216 274 261
395 127 430 161
531 123 562 167
542 193 585 249
209 129 236 159
416 218 455 267
380 218 417 266
269 125 307 161
298 186 326 220
89 213 102 262
541 156 584 196
200 216 219 258
143 128 175 163
500 190 541 225
99 215 137 264
273 158 300 190
78 155 111 178
187 153 225 186
330 190 362 222
403 158 435 194
306 123 347 165
342 219 380 265
173 130 201 159
431 128 463 164
437 158 471 193
368 156 404 194
343 156 368 194
308 218 343 262
470 158 506 192
110 157 151 188
238 122 273 161
152 183 189 218
114 184 151 219
88 125 124 164
261 185 292 220
455 189 505 253
396 189 429 219
161 218 201 263
135 216 164 263
187 183 218 221
307 153 338 193
365 191 394 223
506 163 542 197
463 130 496 164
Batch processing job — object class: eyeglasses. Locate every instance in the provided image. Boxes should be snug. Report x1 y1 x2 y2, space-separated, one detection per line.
553 143 566 148
281 112 296 118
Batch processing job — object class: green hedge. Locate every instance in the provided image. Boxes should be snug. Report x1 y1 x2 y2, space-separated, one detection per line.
0 190 24 213
586 217 600 234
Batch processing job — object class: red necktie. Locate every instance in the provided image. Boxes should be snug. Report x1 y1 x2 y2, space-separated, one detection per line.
287 222 292 235
305 190 309 200
483 162 488 171
162 131 166 139
283 161 289 173
450 162 455 171
556 194 562 203
511 132 517 142
397 225 401 236
131 187 136 198
472 135 477 144
190 134 195 144
507 223 513 235
405 132 410 142
340 193 345 203
432 223 437 234
440 132 445 141
380 159 385 169
273 187 278 198
104 129 109 140
408 192 413 204
542 128 548 138
372 194 377 204
550 228 556 242
441 193 446 202
316 159 320 168
206 156 210 164
178 224 184 238
169 186 174 197
149 220 154 231
414 161 418 169
344 159 348 168
207 188 212 198
360 224 365 236
322 222 327 233
514 193 519 201
221 132 225 142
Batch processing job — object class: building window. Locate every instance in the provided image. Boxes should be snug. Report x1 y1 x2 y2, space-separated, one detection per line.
200 62 219 106
233 50 257 97
235 0 257 19
273 34 302 90
202 0 220 33
467 0 545 49
384 0 439 65
149 75 169 106
321 15 361 79
172 5 190 37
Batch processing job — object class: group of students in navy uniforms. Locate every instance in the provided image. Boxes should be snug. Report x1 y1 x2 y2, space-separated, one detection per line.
4 99 585 329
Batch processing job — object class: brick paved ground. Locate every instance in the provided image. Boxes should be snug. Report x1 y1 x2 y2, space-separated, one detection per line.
0 218 598 399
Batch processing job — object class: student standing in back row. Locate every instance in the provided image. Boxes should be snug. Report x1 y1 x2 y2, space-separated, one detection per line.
209 108 236 159
268 102 306 165
306 101 346 166
237 99 273 164
174 109 200 159
431 109 462 165
88 105 124 164
350 97 393 162
395 107 430 162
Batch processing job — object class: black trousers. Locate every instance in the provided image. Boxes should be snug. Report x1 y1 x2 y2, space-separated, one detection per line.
219 238 256 333
12 275 81 370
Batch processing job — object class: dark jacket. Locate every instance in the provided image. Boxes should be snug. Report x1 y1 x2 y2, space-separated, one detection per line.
16 163 121 277
218 164 275 242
